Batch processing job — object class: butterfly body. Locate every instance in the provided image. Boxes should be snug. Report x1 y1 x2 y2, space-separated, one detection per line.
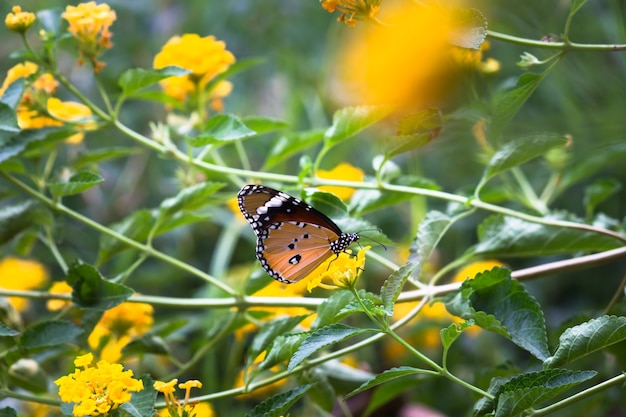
238 184 359 283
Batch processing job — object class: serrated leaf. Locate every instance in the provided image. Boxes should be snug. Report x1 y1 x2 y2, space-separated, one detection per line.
66 260 134 310
474 214 624 257
0 200 52 247
186 114 256 147
158 182 225 216
383 133 432 160
119 375 157 417
118 66 190 96
313 290 356 329
449 8 488 49
324 105 392 146
0 322 19 336
71 147 142 170
493 369 596 417
288 324 376 371
384 108 442 159
0 128 75 163
254 333 308 377
248 315 310 365
544 315 626 368
0 407 17 417
20 320 83 349
241 116 289 134
444 267 550 360
380 263 418 315
304 190 348 220
48 171 104 197
98 209 155 264
346 366 429 399
481 133 567 183
244 384 311 417
489 69 553 141
265 129 325 168
584 178 621 218
440 320 474 350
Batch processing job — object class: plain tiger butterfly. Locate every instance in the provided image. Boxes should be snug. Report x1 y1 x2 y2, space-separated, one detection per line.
237 184 360 284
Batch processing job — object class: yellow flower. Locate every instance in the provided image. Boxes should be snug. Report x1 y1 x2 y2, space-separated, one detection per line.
62 2 117 71
155 379 213 417
320 0 382 27
153 33 235 103
5 6 35 33
54 353 143 417
47 281 73 311
317 162 365 201
47 98 97 144
451 41 500 75
307 246 369 292
88 301 154 362
336 2 456 108
0 61 39 97
453 259 505 282
0 257 48 312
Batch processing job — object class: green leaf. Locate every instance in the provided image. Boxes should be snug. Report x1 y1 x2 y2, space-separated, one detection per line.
444 267 550 361
383 108 442 159
8 358 48 393
119 375 157 417
264 129 325 168
186 114 256 147
247 315 310 365
158 182 225 216
299 369 335 411
363 376 423 417
560 142 626 191
349 176 440 216
20 320 83 349
544 315 626 368
0 407 17 417
449 8 488 49
48 171 104 197
255 333 308 377
118 66 190 96
244 384 311 417
98 209 155 264
380 262 418 316
0 322 19 336
0 78 25 108
481 133 567 183
492 369 596 417
474 214 624 257
324 105 392 146
288 324 377 371
304 189 348 220
489 68 554 141
71 147 143 170
584 178 622 218
569 0 590 17
346 366 430 399
0 128 75 163
312 290 356 329
66 260 134 310
241 116 289 134
440 320 475 351
407 211 453 282
0 201 52 247
122 335 170 357
154 211 211 235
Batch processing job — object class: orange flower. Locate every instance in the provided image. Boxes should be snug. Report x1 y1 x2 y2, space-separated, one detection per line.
320 0 382 27
317 162 365 201
5 6 36 33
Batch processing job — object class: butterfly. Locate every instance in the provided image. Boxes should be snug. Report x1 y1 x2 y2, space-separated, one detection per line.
237 184 360 283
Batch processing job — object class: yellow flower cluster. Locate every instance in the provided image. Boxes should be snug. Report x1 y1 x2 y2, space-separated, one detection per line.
54 353 143 417
153 33 235 109
320 0 382 27
5 5 35 33
62 2 117 71
307 246 369 292
0 61 96 143
88 301 154 362
317 162 365 201
0 257 48 312
154 379 214 417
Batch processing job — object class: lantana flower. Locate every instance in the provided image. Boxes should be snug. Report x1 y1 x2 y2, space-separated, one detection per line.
54 353 144 417
0 257 48 312
62 2 117 71
5 6 36 33
307 246 370 291
154 379 214 417
317 162 365 201
320 0 383 27
153 34 235 111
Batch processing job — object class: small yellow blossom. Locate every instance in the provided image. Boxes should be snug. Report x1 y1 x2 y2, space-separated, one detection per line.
5 6 36 33
153 33 235 104
0 61 39 97
62 2 117 71
454 259 505 282
55 353 143 417
320 0 382 27
0 257 48 312
155 379 213 417
88 302 154 362
47 98 97 144
307 246 369 292
317 163 365 201
47 280 73 311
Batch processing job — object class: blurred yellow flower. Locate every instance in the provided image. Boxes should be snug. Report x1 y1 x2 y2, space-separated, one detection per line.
320 0 382 27
336 2 457 108
0 61 39 97
454 259 505 282
47 280 73 311
307 246 369 292
451 41 500 75
317 162 365 201
55 353 143 417
47 97 97 144
5 6 35 33
62 2 117 71
88 301 154 362
153 33 235 104
155 379 214 417
0 257 48 312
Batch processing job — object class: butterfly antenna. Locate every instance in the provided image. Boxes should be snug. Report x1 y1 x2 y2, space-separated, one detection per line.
358 228 388 251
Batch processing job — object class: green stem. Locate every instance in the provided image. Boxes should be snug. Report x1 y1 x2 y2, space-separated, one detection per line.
0 389 61 407
42 225 68 274
487 30 626 51
510 167 548 215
